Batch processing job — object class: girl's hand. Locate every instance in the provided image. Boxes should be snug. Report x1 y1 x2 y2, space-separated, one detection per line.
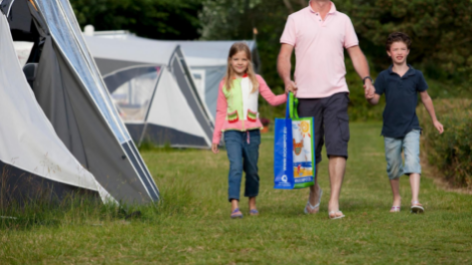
434 120 444 134
284 80 297 95
211 143 219 154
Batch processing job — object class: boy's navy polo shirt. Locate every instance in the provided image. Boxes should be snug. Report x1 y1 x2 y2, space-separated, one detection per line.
374 65 428 138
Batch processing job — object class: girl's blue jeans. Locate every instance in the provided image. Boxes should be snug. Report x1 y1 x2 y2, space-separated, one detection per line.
224 129 261 202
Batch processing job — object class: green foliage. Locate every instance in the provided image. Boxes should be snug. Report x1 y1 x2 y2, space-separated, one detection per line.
333 0 472 83
418 99 472 188
71 0 204 39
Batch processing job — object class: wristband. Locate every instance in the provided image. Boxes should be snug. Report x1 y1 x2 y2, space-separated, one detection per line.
363 76 373 84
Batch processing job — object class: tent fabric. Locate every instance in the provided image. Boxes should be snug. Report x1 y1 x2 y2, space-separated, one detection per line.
92 31 259 121
13 41 33 66
37 38 157 203
1 0 160 204
143 66 209 147
85 36 176 72
35 0 130 144
0 12 113 204
35 0 159 203
85 35 214 149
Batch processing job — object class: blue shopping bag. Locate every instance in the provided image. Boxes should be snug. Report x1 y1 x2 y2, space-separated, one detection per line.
274 93 315 189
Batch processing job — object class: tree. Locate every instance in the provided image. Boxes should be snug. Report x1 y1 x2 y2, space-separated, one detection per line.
71 0 204 40
336 0 472 81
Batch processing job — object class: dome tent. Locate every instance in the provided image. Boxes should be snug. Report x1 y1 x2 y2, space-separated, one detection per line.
0 0 159 205
85 35 214 148
90 30 259 122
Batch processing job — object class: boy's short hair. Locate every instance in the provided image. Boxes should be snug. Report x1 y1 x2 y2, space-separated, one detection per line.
386 32 411 51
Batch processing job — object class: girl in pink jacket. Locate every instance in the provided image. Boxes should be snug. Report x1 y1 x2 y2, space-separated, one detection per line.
211 42 286 218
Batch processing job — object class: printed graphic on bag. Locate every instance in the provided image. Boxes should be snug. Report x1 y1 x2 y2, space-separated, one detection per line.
292 121 313 182
293 139 303 155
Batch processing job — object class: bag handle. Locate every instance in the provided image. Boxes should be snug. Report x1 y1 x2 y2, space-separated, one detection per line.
286 92 299 119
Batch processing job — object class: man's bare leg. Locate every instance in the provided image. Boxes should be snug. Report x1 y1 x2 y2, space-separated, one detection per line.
328 156 346 217
306 166 321 213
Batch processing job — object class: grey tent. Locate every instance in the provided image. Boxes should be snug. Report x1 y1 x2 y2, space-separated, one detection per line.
85 35 214 148
0 0 159 204
0 11 114 205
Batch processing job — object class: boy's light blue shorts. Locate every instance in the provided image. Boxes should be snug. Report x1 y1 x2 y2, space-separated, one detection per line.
384 130 421 180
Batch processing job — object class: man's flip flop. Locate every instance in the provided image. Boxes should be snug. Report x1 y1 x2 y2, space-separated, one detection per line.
329 211 345 220
304 189 323 214
231 208 243 219
411 201 424 214
249 209 259 216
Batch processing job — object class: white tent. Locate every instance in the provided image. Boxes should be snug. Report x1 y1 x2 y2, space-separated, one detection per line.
85 35 214 148
88 30 259 121
1 0 159 205
13 41 33 67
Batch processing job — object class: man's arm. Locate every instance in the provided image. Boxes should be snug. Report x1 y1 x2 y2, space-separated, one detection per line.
277 43 297 94
347 45 374 99
420 91 444 134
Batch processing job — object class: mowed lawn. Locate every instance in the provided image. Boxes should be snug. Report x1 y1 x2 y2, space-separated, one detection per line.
1 123 471 264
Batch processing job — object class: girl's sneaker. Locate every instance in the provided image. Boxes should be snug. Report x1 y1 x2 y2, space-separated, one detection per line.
231 208 243 219
249 209 259 216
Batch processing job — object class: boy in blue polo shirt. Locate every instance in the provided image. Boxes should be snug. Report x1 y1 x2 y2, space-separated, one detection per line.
367 32 444 213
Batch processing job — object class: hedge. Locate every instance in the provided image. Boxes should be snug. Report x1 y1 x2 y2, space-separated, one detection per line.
418 99 472 188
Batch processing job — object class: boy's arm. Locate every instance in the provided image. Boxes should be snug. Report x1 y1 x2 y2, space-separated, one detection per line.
367 93 381 105
420 91 444 134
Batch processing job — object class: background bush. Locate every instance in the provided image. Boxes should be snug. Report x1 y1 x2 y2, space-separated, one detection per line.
418 99 472 188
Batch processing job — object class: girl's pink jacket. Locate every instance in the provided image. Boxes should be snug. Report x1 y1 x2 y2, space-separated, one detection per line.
212 75 287 144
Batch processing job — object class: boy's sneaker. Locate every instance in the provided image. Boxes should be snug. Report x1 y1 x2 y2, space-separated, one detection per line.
411 201 424 214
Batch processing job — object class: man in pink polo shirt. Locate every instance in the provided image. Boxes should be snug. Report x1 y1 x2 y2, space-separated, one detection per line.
278 0 375 219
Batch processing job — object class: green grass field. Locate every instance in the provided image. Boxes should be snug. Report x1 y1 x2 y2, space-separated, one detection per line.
1 123 471 264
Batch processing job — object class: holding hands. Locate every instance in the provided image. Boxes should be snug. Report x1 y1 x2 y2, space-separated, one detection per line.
363 79 375 99
284 79 298 95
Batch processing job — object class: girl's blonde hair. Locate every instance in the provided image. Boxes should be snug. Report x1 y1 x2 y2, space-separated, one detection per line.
224 42 259 93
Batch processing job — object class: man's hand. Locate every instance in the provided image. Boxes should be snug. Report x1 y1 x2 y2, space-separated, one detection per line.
284 80 298 94
278 44 295 94
434 120 444 134
211 143 219 154
363 79 375 99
